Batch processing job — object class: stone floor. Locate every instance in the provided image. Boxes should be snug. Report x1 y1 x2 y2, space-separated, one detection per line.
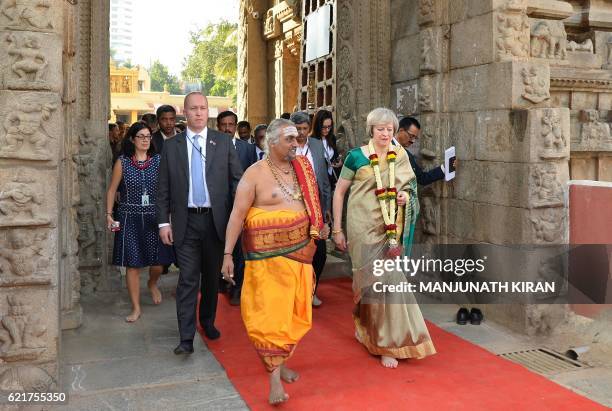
59 259 612 409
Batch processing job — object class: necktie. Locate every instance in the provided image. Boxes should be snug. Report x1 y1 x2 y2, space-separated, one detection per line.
258 151 264 160
191 135 206 206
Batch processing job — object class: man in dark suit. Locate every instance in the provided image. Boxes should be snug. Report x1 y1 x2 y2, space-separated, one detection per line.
290 111 331 307
157 92 243 354
394 117 452 186
218 111 258 171
216 111 257 305
152 105 177 154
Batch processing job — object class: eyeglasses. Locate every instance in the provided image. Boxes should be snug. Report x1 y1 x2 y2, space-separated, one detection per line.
135 134 152 140
321 125 332 130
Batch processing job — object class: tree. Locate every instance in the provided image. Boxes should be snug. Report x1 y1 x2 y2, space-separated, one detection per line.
149 60 182 94
182 21 237 100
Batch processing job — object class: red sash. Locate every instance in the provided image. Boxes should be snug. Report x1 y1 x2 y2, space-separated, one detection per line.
291 156 324 239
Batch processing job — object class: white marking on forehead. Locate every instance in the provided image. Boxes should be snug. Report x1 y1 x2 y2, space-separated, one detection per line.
282 126 298 137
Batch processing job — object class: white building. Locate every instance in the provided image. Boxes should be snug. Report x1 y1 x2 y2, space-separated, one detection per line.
109 0 135 63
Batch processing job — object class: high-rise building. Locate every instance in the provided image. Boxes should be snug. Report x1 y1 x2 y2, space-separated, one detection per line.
109 0 135 63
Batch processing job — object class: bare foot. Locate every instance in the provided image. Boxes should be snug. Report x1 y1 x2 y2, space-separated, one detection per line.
269 368 289 405
381 356 398 368
280 365 299 383
148 280 162 305
125 309 141 323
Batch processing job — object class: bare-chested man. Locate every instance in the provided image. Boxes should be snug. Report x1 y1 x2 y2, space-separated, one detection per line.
221 119 328 405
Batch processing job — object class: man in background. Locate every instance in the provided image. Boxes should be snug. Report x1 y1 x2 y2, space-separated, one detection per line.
152 105 177 154
141 113 159 134
253 124 267 161
237 120 253 143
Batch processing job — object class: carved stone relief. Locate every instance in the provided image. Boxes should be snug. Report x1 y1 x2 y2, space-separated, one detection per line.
567 38 593 53
1 31 61 91
539 108 567 159
421 197 439 235
396 83 418 115
418 0 434 26
604 35 612 69
0 365 57 392
0 365 55 391
496 13 530 61
577 109 611 150
529 164 564 208
0 93 58 160
0 229 50 285
530 19 567 60
263 8 281 39
0 295 47 362
419 75 435 112
0 177 49 227
0 0 56 31
505 0 527 12
530 211 565 243
420 27 438 74
521 65 550 103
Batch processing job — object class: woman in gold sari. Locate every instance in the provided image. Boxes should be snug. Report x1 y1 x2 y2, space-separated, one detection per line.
332 108 436 368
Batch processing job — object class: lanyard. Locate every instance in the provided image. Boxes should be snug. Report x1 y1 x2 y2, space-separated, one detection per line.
187 135 207 162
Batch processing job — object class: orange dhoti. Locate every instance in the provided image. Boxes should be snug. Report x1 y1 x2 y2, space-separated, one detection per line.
241 207 316 372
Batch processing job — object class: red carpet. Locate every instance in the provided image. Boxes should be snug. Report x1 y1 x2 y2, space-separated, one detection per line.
200 278 605 410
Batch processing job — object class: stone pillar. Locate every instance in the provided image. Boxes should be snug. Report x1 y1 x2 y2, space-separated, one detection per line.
75 0 112 295
60 0 82 330
336 0 391 150
391 0 579 335
0 0 64 388
238 0 269 126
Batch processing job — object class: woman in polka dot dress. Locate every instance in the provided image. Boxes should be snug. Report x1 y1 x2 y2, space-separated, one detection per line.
106 122 175 322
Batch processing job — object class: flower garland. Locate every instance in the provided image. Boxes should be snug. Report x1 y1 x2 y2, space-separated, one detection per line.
368 140 399 248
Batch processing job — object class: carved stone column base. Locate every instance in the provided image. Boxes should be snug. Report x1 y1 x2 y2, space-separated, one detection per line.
61 305 82 330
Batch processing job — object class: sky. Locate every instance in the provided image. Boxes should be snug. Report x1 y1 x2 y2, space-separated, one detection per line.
131 0 238 76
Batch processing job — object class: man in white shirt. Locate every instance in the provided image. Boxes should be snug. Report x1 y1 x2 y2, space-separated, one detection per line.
156 92 243 354
253 124 267 160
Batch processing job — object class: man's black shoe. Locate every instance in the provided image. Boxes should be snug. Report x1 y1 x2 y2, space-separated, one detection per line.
456 307 469 325
229 289 241 306
470 308 483 325
203 324 221 340
173 341 194 355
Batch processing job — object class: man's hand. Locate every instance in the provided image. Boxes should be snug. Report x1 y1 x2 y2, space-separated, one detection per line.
320 224 330 240
221 254 235 286
159 225 173 245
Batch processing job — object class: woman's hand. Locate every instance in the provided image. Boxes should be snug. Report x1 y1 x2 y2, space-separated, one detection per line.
221 254 235 286
332 231 347 251
397 191 408 207
106 214 115 231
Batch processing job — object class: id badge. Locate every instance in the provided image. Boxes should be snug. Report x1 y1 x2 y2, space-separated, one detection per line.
141 194 150 206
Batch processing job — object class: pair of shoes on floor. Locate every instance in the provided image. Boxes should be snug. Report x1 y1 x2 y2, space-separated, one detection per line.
229 289 241 306
456 307 483 325
173 340 194 355
312 295 322 307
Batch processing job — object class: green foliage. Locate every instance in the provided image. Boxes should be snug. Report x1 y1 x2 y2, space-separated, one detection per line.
182 20 237 99
149 60 182 94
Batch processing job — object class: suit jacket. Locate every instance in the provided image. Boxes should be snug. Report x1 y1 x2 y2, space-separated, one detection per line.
156 129 243 246
407 150 445 186
152 130 165 155
234 138 258 172
305 137 331 217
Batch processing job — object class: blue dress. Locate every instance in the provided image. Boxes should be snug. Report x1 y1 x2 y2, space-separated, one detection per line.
112 154 175 268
